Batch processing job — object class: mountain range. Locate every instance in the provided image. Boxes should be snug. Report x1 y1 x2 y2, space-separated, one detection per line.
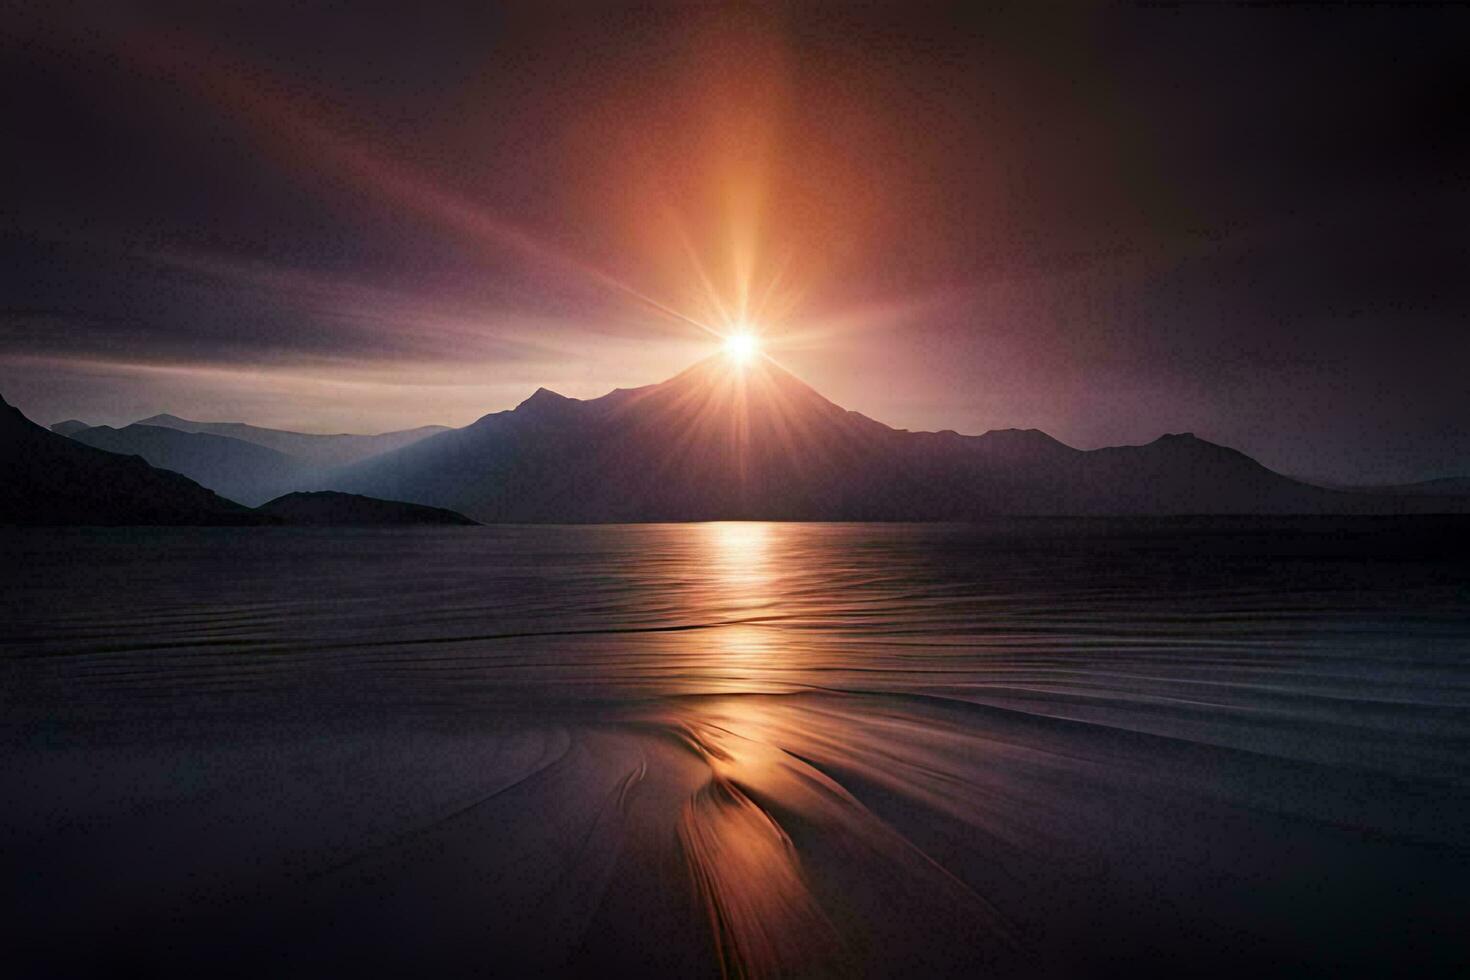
66 424 314 506
2 395 263 525
0 397 474 526
326 356 1469 521
10 356 1468 523
52 417 450 506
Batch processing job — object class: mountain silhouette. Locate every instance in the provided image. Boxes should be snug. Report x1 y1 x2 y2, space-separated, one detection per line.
327 355 1464 522
135 414 449 467
66 424 315 506
16 360 1468 524
49 419 91 436
1 395 266 526
256 491 478 525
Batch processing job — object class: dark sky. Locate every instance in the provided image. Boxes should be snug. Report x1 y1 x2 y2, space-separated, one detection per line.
3 2 1466 483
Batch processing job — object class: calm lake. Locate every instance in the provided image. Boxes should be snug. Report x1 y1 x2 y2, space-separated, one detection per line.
3 519 1468 977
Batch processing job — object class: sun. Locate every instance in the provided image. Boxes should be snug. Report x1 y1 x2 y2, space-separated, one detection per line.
723 331 760 365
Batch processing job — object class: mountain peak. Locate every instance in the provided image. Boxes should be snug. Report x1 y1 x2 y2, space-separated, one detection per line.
516 387 573 411
977 426 1068 443
1146 432 1231 453
642 354 858 418
968 427 1076 458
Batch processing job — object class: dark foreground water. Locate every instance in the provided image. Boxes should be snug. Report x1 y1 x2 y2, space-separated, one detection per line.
3 519 1468 978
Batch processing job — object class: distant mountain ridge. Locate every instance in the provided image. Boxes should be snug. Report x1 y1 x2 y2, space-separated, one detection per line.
2 396 476 526
135 414 449 466
2 396 265 526
325 355 1470 522
67 424 314 506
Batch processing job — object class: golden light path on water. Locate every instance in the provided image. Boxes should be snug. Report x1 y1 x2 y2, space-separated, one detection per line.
702 521 778 681
654 522 1010 978
675 523 831 975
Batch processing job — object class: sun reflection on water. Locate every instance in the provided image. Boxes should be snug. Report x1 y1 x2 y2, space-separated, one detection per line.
706 521 772 598
695 522 789 692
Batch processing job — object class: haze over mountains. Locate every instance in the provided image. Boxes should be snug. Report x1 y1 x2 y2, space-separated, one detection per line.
135 415 450 466
10 356 1469 524
53 417 451 507
0 397 474 526
67 424 314 507
1 395 263 526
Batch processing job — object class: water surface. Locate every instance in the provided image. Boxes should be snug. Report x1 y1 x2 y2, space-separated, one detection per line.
3 519 1468 976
